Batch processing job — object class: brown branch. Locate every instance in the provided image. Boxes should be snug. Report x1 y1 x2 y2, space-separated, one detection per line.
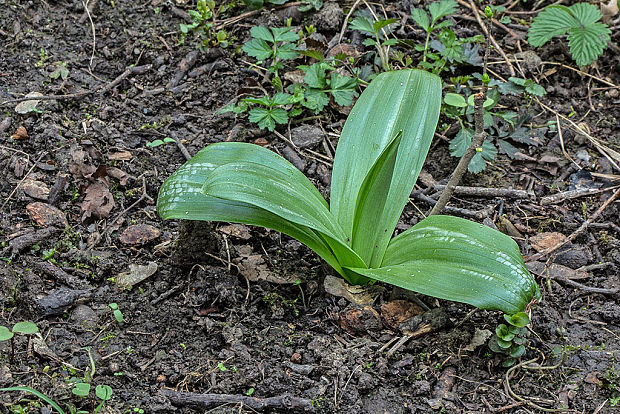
526 187 620 262
0 65 152 106
161 389 315 412
430 88 488 215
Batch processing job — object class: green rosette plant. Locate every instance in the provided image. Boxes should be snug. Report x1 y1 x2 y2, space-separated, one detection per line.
157 69 540 315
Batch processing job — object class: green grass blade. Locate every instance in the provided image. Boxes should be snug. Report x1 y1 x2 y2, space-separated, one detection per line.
330 69 441 265
346 215 540 314
351 131 402 265
0 386 66 414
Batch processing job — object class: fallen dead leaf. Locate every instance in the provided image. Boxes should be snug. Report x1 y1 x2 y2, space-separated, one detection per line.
323 275 374 305
340 305 382 335
108 150 132 161
234 245 296 284
106 167 132 186
116 262 158 288
381 300 424 330
463 328 492 352
68 146 96 178
22 179 50 200
81 181 115 221
119 224 161 245
26 202 68 227
530 232 567 252
14 92 44 114
12 126 28 140
218 224 251 240
526 261 589 280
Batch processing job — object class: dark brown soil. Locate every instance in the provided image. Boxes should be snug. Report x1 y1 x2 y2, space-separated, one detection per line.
1 1 619 413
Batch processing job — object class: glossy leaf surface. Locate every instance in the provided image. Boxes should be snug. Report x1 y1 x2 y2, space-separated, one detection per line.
330 69 442 267
346 215 540 314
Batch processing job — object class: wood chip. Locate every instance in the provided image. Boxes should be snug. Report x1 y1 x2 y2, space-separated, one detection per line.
108 150 132 161
26 202 68 227
119 224 161 245
12 126 28 140
218 224 251 240
530 232 567 252
22 179 50 200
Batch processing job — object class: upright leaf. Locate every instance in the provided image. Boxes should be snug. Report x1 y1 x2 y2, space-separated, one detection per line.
330 69 441 266
351 131 402 265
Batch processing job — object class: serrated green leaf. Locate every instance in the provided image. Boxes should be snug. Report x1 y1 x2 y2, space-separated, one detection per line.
373 18 398 33
567 22 610 66
271 27 298 42
304 63 327 89
528 3 610 66
276 43 300 60
328 73 358 107
350 16 375 35
303 88 330 113
272 93 292 106
449 127 472 157
411 8 430 32
243 38 273 61
250 26 274 42
331 69 442 267
429 0 458 25
346 215 540 314
248 107 288 131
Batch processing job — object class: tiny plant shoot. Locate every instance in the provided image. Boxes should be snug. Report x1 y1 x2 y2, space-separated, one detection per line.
157 69 540 315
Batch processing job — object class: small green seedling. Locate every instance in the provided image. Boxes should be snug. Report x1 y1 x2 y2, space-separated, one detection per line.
528 3 611 66
411 0 484 73
0 321 39 364
349 15 399 72
489 312 530 367
146 137 176 148
158 69 540 315
108 303 124 323
243 26 299 90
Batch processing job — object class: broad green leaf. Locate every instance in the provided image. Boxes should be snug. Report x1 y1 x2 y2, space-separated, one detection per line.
12 321 38 334
351 131 402 264
346 215 540 314
0 326 13 341
510 344 526 358
0 387 66 414
444 92 467 107
201 160 368 273
243 38 273 61
504 312 530 327
157 143 352 276
331 69 441 266
528 5 578 46
250 26 274 42
429 0 458 25
410 8 430 32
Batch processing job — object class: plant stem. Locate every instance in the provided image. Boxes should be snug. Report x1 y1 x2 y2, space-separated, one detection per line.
430 15 492 216
423 31 431 63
